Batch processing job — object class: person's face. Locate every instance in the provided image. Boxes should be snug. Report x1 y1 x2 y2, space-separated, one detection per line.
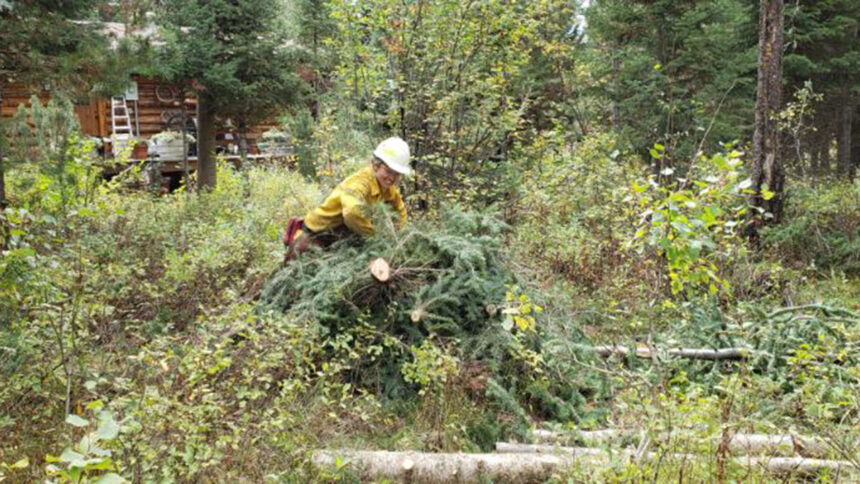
374 162 401 191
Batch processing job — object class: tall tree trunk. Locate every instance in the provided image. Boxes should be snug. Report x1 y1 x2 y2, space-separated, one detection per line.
838 95 855 179
751 0 785 226
611 55 621 130
852 105 860 181
0 85 6 210
0 135 6 210
196 92 217 192
809 130 824 178
1 155 6 210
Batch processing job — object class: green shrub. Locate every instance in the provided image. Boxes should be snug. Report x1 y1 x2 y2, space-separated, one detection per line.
763 179 860 274
510 131 635 289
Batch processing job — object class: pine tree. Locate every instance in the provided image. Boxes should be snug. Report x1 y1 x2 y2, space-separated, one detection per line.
587 0 757 166
0 0 141 208
156 0 305 191
782 0 860 178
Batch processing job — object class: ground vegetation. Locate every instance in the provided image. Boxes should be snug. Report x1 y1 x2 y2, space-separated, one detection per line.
1 0 859 482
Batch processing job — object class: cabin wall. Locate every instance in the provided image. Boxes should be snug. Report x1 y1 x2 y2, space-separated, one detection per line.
1 77 281 153
133 77 197 139
1 83 108 138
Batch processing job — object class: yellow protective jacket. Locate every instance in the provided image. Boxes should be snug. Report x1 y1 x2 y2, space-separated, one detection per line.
303 166 407 236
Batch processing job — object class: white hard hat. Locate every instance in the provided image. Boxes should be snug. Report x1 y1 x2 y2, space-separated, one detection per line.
373 136 412 175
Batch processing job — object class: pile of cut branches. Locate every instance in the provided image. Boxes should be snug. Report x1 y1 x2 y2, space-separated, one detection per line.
261 204 512 341
259 205 600 435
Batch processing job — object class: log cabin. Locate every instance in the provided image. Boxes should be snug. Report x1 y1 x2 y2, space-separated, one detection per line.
1 18 286 182
1 75 281 175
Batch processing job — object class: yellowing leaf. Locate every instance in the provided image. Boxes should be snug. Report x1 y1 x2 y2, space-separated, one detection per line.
65 414 89 427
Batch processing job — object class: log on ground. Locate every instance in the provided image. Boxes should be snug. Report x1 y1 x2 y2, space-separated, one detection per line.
532 429 838 458
496 442 858 476
593 345 751 360
311 449 595 482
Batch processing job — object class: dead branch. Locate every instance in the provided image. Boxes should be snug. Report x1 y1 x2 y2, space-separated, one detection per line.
593 345 751 360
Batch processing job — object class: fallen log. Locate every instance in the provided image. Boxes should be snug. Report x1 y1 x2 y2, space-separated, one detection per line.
593 345 751 360
533 428 623 444
496 442 858 476
311 449 590 482
532 429 836 458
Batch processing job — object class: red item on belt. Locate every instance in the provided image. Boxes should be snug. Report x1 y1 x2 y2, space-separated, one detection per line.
282 216 304 247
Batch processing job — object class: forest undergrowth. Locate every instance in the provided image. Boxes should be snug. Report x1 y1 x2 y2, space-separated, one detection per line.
1 133 859 482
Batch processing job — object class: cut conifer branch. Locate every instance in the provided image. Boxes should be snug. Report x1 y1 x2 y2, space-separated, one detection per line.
369 257 391 282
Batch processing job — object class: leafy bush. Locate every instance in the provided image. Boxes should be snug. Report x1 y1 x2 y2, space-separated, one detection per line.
510 131 635 289
0 162 323 480
328 0 582 202
627 146 754 300
763 179 860 274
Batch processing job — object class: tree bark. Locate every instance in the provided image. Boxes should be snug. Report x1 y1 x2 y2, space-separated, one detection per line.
837 94 854 178
196 91 217 192
0 144 6 211
0 84 6 210
810 131 828 178
852 106 860 181
496 443 857 476
592 345 750 360
312 449 581 482
531 430 839 459
181 101 190 193
751 0 785 225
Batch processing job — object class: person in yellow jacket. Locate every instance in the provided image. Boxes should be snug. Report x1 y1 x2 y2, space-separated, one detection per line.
285 137 411 260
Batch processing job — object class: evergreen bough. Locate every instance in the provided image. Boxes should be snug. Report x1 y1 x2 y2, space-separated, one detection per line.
261 205 511 341
260 205 600 432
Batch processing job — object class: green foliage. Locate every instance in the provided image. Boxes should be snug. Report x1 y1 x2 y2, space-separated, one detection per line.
763 179 860 274
510 131 634 289
401 340 459 396
0 162 322 480
261 204 601 432
0 0 140 96
261 206 515 400
4 96 108 213
783 0 860 155
45 407 126 483
262 205 512 338
3 2 860 480
156 0 305 126
328 0 583 203
587 0 757 164
628 147 750 299
280 103 376 181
